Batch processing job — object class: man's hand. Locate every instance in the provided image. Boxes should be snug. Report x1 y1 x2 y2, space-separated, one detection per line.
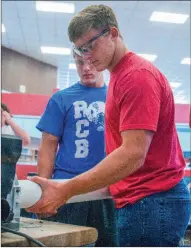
26 176 72 215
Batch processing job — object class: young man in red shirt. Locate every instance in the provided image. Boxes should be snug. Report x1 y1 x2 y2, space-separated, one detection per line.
27 4 191 246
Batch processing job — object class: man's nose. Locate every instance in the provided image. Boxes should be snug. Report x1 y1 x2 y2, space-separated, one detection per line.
82 53 91 60
83 62 91 71
83 59 93 71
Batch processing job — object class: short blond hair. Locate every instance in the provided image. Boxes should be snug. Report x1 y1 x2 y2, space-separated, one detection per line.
68 4 121 42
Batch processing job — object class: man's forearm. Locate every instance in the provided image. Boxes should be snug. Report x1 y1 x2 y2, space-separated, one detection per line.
37 133 59 179
37 148 55 179
63 145 145 198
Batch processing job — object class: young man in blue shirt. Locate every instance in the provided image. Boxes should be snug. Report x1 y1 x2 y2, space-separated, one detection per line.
35 53 118 247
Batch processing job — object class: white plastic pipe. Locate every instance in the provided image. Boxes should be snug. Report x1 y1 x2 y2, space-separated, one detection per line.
19 180 112 208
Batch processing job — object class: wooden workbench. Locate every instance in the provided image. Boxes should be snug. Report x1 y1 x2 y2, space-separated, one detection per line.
1 217 98 247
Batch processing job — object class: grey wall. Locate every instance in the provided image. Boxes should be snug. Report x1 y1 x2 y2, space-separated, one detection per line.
2 46 57 95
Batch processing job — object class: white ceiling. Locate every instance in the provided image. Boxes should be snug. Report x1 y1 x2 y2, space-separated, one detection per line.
2 1 191 103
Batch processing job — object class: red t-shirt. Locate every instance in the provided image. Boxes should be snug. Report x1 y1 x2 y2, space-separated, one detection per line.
105 52 185 208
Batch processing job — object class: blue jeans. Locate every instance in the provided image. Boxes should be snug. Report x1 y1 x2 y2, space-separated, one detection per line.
117 179 191 247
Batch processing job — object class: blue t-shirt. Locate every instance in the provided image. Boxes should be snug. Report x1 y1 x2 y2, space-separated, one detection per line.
36 82 107 179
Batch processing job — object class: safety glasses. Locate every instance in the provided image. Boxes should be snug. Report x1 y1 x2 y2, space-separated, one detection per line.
73 28 109 57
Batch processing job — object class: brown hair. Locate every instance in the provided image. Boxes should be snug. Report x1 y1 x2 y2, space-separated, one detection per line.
1 103 11 113
68 4 121 42
1 103 11 125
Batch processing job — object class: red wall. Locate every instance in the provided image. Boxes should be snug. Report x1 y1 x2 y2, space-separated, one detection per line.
16 164 37 180
2 93 50 116
175 104 190 124
2 93 190 123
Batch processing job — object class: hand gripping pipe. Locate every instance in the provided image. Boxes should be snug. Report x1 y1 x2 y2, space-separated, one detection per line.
19 180 112 208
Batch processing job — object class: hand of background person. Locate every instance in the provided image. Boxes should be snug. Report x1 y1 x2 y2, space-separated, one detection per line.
2 110 12 124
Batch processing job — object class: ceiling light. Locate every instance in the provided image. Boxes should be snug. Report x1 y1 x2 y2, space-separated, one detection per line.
69 63 76 70
137 53 157 62
174 99 189 104
174 96 189 104
181 57 191 65
173 90 189 104
174 94 187 104
2 24 6 33
41 46 71 55
150 11 189 24
2 90 11 93
36 1 75 13
169 82 182 89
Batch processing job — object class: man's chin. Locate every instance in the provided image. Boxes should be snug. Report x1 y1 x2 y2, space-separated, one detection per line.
83 81 96 86
83 80 95 85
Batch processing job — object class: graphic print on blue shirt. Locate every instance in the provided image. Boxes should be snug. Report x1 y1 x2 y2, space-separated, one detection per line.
36 82 107 179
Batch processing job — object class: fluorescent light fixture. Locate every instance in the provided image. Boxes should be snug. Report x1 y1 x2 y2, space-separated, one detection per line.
137 53 157 62
174 94 186 103
2 90 11 93
181 57 191 65
2 24 5 32
174 97 188 104
175 99 188 104
169 82 182 89
150 11 189 24
41 46 71 55
174 89 185 97
69 63 76 70
36 1 75 13
173 90 189 103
